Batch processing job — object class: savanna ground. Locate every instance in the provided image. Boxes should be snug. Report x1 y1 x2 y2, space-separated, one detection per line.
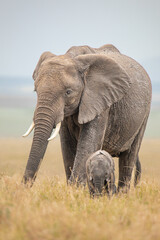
0 138 160 240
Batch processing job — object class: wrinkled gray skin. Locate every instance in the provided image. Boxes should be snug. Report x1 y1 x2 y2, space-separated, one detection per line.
22 44 152 191
86 150 116 196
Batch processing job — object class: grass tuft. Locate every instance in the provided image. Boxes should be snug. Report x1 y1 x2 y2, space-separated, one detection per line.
0 138 160 240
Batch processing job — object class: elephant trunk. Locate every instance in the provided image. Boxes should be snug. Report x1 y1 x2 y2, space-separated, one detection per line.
22 105 55 184
94 176 104 195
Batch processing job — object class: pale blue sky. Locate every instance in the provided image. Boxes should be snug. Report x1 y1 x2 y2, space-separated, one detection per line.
0 0 160 80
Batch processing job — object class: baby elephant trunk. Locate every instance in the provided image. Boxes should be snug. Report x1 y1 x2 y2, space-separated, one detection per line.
94 176 104 195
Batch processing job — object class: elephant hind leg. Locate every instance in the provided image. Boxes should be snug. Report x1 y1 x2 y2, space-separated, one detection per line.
118 149 137 192
134 156 141 187
118 116 148 192
110 172 117 195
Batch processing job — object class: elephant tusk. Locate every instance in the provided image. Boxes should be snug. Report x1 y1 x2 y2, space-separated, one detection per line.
48 122 61 141
22 121 35 137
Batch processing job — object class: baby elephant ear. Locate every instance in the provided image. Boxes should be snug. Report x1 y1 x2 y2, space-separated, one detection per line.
75 54 131 124
32 52 56 80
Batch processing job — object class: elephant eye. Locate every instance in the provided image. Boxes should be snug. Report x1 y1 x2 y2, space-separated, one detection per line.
65 89 72 96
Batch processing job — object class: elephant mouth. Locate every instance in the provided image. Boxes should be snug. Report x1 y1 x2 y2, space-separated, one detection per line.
23 121 61 141
48 122 61 141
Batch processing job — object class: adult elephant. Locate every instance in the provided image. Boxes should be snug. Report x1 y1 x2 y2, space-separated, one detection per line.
22 44 152 191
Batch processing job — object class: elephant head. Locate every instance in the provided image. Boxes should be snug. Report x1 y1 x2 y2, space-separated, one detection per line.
86 150 116 196
22 48 130 184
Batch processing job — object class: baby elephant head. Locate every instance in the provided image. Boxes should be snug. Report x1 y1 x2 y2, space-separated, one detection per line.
86 150 116 197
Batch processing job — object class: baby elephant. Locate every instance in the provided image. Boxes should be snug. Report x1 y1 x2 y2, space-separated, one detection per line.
86 150 116 197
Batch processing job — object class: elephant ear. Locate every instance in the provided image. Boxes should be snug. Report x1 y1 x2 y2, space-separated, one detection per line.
32 51 56 80
75 54 131 124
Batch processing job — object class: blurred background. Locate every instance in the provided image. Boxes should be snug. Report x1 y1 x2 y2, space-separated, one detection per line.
0 0 160 138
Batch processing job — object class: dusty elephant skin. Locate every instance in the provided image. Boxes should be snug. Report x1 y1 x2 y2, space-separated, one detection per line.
86 150 116 197
22 44 152 191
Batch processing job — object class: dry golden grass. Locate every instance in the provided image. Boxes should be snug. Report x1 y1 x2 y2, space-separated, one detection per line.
0 138 160 240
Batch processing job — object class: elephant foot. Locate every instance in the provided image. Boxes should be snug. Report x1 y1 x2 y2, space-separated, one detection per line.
68 173 87 187
134 156 141 187
118 180 131 194
112 184 117 195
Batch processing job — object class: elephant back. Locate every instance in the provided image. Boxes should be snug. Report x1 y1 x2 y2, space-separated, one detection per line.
66 45 95 58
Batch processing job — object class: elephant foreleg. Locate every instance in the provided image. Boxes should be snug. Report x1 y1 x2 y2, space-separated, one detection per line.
59 120 77 181
70 111 109 184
